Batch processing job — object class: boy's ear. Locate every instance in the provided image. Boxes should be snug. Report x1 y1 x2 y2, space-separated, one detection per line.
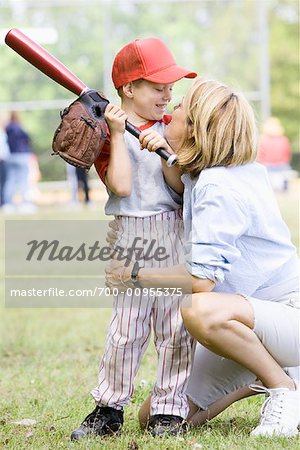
122 82 134 99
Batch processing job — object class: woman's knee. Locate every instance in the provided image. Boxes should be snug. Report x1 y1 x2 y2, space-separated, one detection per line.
181 292 221 338
181 292 250 344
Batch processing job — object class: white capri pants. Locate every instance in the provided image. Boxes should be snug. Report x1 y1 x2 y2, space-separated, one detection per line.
186 293 300 410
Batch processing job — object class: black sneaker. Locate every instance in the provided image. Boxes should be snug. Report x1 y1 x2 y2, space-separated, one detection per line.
147 414 187 437
70 405 124 441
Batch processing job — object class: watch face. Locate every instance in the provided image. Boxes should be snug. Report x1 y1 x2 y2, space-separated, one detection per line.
131 262 140 286
131 262 140 280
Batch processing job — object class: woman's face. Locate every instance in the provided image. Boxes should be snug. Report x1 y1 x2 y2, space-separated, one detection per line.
165 99 188 152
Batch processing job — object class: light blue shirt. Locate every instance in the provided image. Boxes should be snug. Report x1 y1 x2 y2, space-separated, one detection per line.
182 162 299 300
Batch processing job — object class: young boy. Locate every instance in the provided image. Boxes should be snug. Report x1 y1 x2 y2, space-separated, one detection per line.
70 38 197 440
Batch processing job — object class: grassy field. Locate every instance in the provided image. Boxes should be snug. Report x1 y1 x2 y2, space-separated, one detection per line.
0 185 299 450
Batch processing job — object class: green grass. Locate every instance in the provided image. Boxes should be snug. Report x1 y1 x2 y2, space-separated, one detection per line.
0 186 299 449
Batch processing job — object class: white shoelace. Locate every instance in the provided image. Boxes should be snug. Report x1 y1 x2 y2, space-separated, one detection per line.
250 384 286 426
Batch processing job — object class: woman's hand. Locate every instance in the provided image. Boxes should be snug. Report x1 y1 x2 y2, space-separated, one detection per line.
139 129 174 154
104 104 127 135
106 220 119 248
105 222 136 292
105 259 136 291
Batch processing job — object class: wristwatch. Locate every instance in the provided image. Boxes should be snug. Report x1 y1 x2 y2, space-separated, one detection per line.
131 261 141 288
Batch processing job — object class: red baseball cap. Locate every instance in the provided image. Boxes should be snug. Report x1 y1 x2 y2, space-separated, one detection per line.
112 37 197 89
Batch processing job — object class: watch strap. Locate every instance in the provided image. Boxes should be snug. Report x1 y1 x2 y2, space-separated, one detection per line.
131 261 141 287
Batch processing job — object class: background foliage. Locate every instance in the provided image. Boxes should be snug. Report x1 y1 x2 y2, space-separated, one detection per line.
0 0 298 180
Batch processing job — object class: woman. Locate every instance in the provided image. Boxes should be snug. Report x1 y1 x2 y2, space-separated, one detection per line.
106 78 299 438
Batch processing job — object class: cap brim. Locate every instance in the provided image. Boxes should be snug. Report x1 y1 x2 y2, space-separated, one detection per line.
144 65 197 84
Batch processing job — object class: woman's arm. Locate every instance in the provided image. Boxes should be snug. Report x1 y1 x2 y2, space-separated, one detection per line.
106 259 215 294
139 264 215 293
104 104 132 197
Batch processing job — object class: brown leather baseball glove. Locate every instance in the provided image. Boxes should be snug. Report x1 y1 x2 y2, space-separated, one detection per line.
52 90 109 170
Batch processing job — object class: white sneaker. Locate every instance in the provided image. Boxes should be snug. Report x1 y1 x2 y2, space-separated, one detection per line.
250 381 299 437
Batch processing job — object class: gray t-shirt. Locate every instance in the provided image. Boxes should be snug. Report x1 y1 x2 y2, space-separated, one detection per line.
104 120 182 217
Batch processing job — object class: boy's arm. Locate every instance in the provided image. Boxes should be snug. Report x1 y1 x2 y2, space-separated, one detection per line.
104 104 132 197
139 129 183 194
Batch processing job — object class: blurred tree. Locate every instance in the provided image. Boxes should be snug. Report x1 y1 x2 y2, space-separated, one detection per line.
0 0 298 179
269 0 299 162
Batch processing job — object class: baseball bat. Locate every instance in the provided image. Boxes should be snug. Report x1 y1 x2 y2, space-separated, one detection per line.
5 28 177 167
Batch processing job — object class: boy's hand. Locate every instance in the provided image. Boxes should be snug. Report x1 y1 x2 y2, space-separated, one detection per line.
139 129 174 154
104 104 127 134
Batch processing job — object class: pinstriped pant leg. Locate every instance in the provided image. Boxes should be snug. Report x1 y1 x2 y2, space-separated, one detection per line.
91 290 153 408
148 210 195 418
151 294 195 418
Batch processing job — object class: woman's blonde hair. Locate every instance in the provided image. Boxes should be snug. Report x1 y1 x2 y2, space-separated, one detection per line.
178 77 257 177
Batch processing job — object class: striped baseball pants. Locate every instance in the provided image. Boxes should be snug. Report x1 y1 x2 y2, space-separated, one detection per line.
91 210 195 418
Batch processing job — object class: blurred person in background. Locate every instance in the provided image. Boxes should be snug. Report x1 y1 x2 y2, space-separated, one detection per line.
76 167 90 205
66 164 90 208
66 163 78 207
0 113 10 208
66 163 79 209
2 111 36 213
257 117 292 192
28 152 42 204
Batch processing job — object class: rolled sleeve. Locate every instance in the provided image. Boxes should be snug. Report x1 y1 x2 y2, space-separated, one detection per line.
186 261 226 283
185 184 249 283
